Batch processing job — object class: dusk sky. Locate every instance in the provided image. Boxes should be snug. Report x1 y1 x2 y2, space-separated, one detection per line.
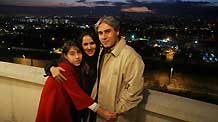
0 0 217 7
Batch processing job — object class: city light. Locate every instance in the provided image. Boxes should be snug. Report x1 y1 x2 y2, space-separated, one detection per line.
131 34 135 40
0 6 217 105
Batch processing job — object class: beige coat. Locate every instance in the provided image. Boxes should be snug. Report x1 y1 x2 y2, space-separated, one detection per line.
91 37 145 122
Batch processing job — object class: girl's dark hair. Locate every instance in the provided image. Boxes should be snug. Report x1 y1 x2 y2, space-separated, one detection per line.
62 40 81 55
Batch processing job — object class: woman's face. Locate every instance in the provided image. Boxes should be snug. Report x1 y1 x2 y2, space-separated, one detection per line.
82 35 97 57
64 46 82 66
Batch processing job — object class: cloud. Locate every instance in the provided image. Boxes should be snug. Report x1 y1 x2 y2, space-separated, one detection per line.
121 6 152 13
77 0 86 2
15 1 116 7
69 2 116 7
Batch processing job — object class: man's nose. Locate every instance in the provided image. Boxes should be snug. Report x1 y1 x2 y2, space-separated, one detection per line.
101 33 107 39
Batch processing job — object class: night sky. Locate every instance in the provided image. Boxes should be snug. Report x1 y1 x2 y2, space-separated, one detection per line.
0 0 217 7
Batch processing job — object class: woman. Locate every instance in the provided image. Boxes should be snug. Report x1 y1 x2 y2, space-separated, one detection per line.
36 40 115 122
44 30 100 121
76 31 100 122
78 31 100 95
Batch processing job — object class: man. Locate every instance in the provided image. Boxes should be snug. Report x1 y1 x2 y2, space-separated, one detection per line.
91 16 145 122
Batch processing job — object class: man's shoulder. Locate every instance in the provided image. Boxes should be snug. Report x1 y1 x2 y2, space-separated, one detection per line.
123 45 141 58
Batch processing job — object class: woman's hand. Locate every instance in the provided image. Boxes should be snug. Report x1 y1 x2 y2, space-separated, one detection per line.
50 66 67 83
97 108 117 122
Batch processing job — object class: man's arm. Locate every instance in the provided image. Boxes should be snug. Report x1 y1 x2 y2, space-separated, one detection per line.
117 55 145 113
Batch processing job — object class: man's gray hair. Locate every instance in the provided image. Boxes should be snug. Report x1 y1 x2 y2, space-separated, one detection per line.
95 16 120 32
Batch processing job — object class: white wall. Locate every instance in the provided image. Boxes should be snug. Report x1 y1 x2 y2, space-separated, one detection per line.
0 61 45 122
0 61 218 122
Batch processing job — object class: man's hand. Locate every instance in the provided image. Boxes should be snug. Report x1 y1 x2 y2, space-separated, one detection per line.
50 66 67 83
97 108 117 122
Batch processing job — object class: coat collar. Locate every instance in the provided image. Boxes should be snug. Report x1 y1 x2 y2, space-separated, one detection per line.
99 36 126 57
110 37 126 57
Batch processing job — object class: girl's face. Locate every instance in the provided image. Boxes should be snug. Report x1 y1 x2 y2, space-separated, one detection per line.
64 46 82 66
82 35 97 57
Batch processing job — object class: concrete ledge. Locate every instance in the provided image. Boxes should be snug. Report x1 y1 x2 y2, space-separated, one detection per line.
0 61 218 122
141 90 218 122
0 61 46 85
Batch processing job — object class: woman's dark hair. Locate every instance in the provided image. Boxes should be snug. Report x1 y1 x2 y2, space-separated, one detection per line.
77 30 100 55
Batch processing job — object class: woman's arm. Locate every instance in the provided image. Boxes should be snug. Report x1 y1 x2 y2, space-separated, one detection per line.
44 60 59 76
44 60 67 82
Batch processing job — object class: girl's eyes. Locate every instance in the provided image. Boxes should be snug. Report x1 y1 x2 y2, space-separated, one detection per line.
69 52 75 55
69 50 82 55
77 50 82 53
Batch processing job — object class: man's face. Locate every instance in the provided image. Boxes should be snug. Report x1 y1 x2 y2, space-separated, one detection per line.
97 22 119 48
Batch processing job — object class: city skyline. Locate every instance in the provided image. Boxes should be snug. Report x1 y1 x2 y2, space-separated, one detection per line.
0 1 217 105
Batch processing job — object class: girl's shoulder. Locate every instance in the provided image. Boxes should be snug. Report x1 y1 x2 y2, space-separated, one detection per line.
58 60 75 72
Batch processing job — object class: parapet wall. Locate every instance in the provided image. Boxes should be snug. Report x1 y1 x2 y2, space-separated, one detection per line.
0 61 217 122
